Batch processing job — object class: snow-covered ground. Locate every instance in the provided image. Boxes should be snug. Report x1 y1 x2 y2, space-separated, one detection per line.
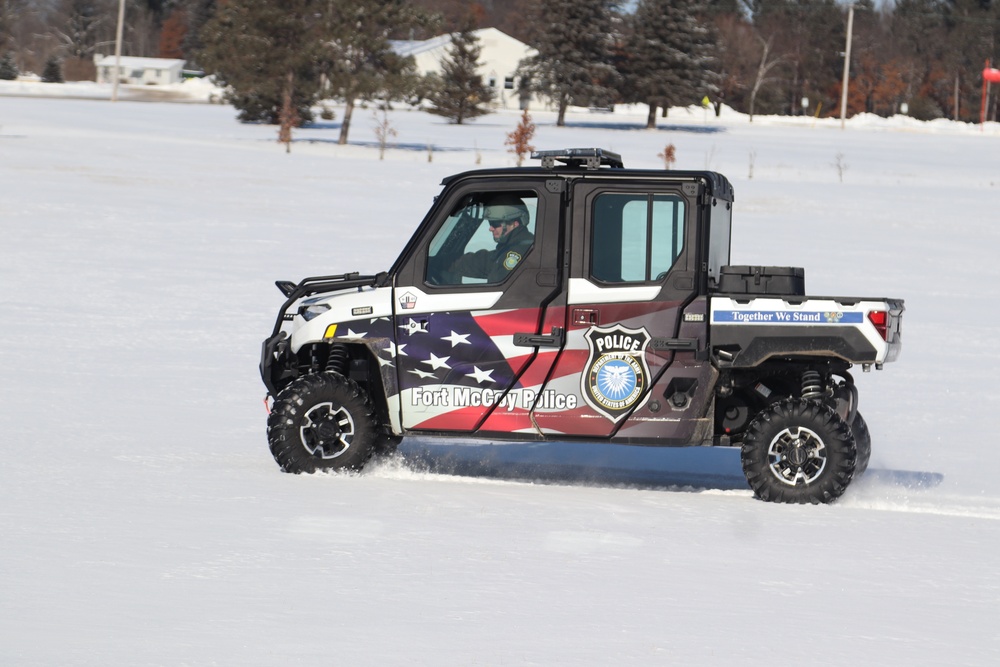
2 88 999 665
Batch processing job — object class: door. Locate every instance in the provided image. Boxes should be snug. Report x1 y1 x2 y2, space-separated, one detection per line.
530 181 700 438
391 179 565 432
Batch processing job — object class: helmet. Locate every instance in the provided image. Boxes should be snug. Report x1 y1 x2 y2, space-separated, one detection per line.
484 195 528 226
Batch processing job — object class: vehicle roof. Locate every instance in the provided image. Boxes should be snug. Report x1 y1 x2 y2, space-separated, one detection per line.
440 166 735 202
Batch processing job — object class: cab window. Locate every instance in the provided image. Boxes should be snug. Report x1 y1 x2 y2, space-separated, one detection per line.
591 193 685 283
425 190 538 286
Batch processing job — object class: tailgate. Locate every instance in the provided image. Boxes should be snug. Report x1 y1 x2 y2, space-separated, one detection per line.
709 295 904 368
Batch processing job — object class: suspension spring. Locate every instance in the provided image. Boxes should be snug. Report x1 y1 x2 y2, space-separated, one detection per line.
325 344 349 376
801 370 823 400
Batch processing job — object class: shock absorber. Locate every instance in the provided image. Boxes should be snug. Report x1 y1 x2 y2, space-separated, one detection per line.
325 343 349 376
801 370 823 400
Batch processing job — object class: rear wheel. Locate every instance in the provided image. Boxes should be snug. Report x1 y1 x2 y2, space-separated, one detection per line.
741 398 857 504
267 372 376 473
851 411 872 476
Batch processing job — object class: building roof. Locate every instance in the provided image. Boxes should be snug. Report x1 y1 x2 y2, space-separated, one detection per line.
94 56 185 69
390 33 453 58
391 27 532 60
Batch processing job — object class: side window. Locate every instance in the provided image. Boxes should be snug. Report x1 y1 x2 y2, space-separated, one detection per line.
425 190 538 287
591 193 685 283
706 200 732 288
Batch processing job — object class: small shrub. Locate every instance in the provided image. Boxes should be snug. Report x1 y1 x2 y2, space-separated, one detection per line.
0 53 18 80
42 58 64 83
907 96 943 122
372 108 397 160
657 144 677 170
832 152 848 183
504 110 535 167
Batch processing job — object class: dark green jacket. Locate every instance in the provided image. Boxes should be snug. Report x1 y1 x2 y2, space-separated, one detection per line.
451 224 534 283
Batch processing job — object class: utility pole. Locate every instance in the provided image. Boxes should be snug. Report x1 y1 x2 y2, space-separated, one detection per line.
954 75 960 120
111 0 125 102
839 3 855 130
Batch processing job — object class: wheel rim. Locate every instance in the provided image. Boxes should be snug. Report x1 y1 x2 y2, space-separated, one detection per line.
300 402 355 460
767 426 827 486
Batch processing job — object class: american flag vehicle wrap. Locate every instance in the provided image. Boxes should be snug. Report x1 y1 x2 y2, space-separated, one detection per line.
261 149 904 503
317 296 710 441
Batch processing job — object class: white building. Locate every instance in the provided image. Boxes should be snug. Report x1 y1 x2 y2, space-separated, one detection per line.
94 55 186 86
393 27 537 110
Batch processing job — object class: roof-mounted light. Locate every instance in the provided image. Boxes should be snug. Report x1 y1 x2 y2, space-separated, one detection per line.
531 148 624 170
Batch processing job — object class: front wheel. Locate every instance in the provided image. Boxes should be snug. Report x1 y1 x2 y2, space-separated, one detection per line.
267 372 376 473
741 398 857 504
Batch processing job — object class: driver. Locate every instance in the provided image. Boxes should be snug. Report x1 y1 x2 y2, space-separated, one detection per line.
450 194 534 283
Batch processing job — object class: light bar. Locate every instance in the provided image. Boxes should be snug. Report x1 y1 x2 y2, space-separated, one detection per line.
531 148 624 170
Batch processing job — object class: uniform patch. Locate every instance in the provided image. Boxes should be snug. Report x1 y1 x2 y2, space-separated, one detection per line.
503 251 522 270
582 324 652 422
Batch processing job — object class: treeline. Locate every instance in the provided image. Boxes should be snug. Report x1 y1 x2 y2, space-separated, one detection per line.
2 0 999 125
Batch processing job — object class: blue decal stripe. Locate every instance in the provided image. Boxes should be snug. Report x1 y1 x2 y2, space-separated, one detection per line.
713 311 864 324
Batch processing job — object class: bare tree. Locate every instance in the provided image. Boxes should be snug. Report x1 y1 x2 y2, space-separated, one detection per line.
372 107 397 160
51 0 116 59
278 71 299 153
0 0 31 54
748 35 784 122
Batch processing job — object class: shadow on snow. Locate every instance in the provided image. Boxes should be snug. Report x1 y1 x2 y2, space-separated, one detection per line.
560 121 727 135
303 138 477 153
393 439 750 494
384 438 945 496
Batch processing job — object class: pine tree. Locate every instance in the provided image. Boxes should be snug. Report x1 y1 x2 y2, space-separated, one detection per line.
42 57 64 83
183 0 216 68
319 0 433 145
427 26 493 124
517 0 621 126
197 0 323 129
620 0 717 128
0 52 18 80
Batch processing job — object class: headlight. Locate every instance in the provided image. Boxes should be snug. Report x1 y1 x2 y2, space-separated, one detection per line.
299 303 331 321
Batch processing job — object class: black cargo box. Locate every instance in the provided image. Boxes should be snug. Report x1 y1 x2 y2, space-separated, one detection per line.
718 265 805 296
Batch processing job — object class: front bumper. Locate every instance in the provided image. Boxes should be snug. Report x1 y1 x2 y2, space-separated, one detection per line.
260 331 295 397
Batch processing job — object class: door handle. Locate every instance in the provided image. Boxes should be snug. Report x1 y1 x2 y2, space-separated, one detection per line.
650 338 699 351
514 326 564 348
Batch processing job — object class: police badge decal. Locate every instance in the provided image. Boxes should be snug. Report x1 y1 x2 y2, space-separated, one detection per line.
582 324 652 422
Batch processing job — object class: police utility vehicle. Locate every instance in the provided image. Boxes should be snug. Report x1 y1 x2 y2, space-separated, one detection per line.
260 149 904 504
